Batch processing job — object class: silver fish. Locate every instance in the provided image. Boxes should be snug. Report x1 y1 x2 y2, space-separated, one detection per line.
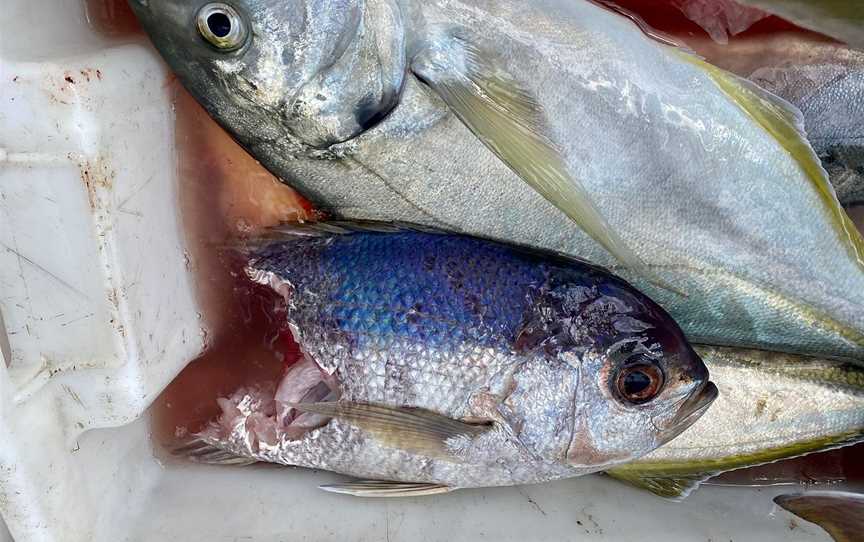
608 345 864 499
736 0 864 50
746 44 864 209
129 0 864 360
685 34 864 209
179 223 716 496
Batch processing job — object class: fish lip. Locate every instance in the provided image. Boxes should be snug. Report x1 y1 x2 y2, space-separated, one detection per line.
664 381 718 438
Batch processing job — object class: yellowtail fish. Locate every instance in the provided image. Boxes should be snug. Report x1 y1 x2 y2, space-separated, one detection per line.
609 345 864 499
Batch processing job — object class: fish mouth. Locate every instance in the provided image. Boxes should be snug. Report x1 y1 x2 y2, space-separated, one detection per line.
663 381 718 440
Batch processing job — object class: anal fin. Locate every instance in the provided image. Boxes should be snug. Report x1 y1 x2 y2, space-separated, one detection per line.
605 469 713 500
171 437 258 466
320 479 454 498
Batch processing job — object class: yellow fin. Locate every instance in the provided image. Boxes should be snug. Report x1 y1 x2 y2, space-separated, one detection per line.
292 401 492 459
677 51 864 271
775 492 864 542
608 430 864 499
413 36 682 295
605 470 711 500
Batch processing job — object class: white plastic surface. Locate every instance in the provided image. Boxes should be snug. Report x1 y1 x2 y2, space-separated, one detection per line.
0 0 205 540
0 1 837 541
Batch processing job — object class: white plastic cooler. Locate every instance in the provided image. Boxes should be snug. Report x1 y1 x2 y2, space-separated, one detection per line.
0 1 834 540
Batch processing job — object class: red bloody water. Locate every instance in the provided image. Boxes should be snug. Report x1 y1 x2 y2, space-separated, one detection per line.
149 86 313 445
81 0 315 448
709 443 864 488
92 0 864 487
604 0 814 44
84 0 141 36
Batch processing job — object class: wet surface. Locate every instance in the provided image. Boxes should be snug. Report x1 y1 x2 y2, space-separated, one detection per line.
606 0 831 47
80 0 311 443
710 443 864 488
84 0 141 37
151 86 311 444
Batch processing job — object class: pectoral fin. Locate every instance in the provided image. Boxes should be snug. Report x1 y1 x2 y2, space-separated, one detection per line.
412 36 677 293
320 479 455 498
605 468 713 500
291 401 493 458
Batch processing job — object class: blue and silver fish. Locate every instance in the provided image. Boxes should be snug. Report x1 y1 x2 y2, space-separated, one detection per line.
179 223 716 496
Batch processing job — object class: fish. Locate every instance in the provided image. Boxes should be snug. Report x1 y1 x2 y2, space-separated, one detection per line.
745 44 864 209
775 491 864 542
736 1 864 50
669 0 770 44
607 345 864 499
129 0 864 360
609 2 864 209
177 222 716 496
667 31 864 209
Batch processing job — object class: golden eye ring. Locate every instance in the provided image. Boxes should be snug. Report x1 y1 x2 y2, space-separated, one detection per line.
197 3 248 51
615 358 665 405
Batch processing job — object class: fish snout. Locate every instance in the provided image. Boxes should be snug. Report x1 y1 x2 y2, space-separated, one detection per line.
662 380 718 443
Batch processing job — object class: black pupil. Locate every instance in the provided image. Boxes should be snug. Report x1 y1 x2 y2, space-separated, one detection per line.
207 12 232 38
623 370 652 396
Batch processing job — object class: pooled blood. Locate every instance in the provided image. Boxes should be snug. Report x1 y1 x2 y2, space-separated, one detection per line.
152 257 302 441
84 0 142 37
603 0 826 46
151 85 312 446
709 443 864 488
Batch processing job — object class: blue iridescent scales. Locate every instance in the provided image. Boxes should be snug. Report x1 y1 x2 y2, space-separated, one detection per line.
247 227 659 356
243 224 695 419
254 231 542 348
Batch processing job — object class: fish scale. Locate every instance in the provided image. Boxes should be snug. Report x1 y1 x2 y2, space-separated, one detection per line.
265 232 541 411
185 225 714 490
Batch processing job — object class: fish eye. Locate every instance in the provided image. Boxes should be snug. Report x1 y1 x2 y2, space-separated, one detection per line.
197 3 248 51
614 355 664 405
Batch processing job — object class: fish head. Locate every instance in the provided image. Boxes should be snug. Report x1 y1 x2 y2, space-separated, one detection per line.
559 280 718 469
128 0 406 149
